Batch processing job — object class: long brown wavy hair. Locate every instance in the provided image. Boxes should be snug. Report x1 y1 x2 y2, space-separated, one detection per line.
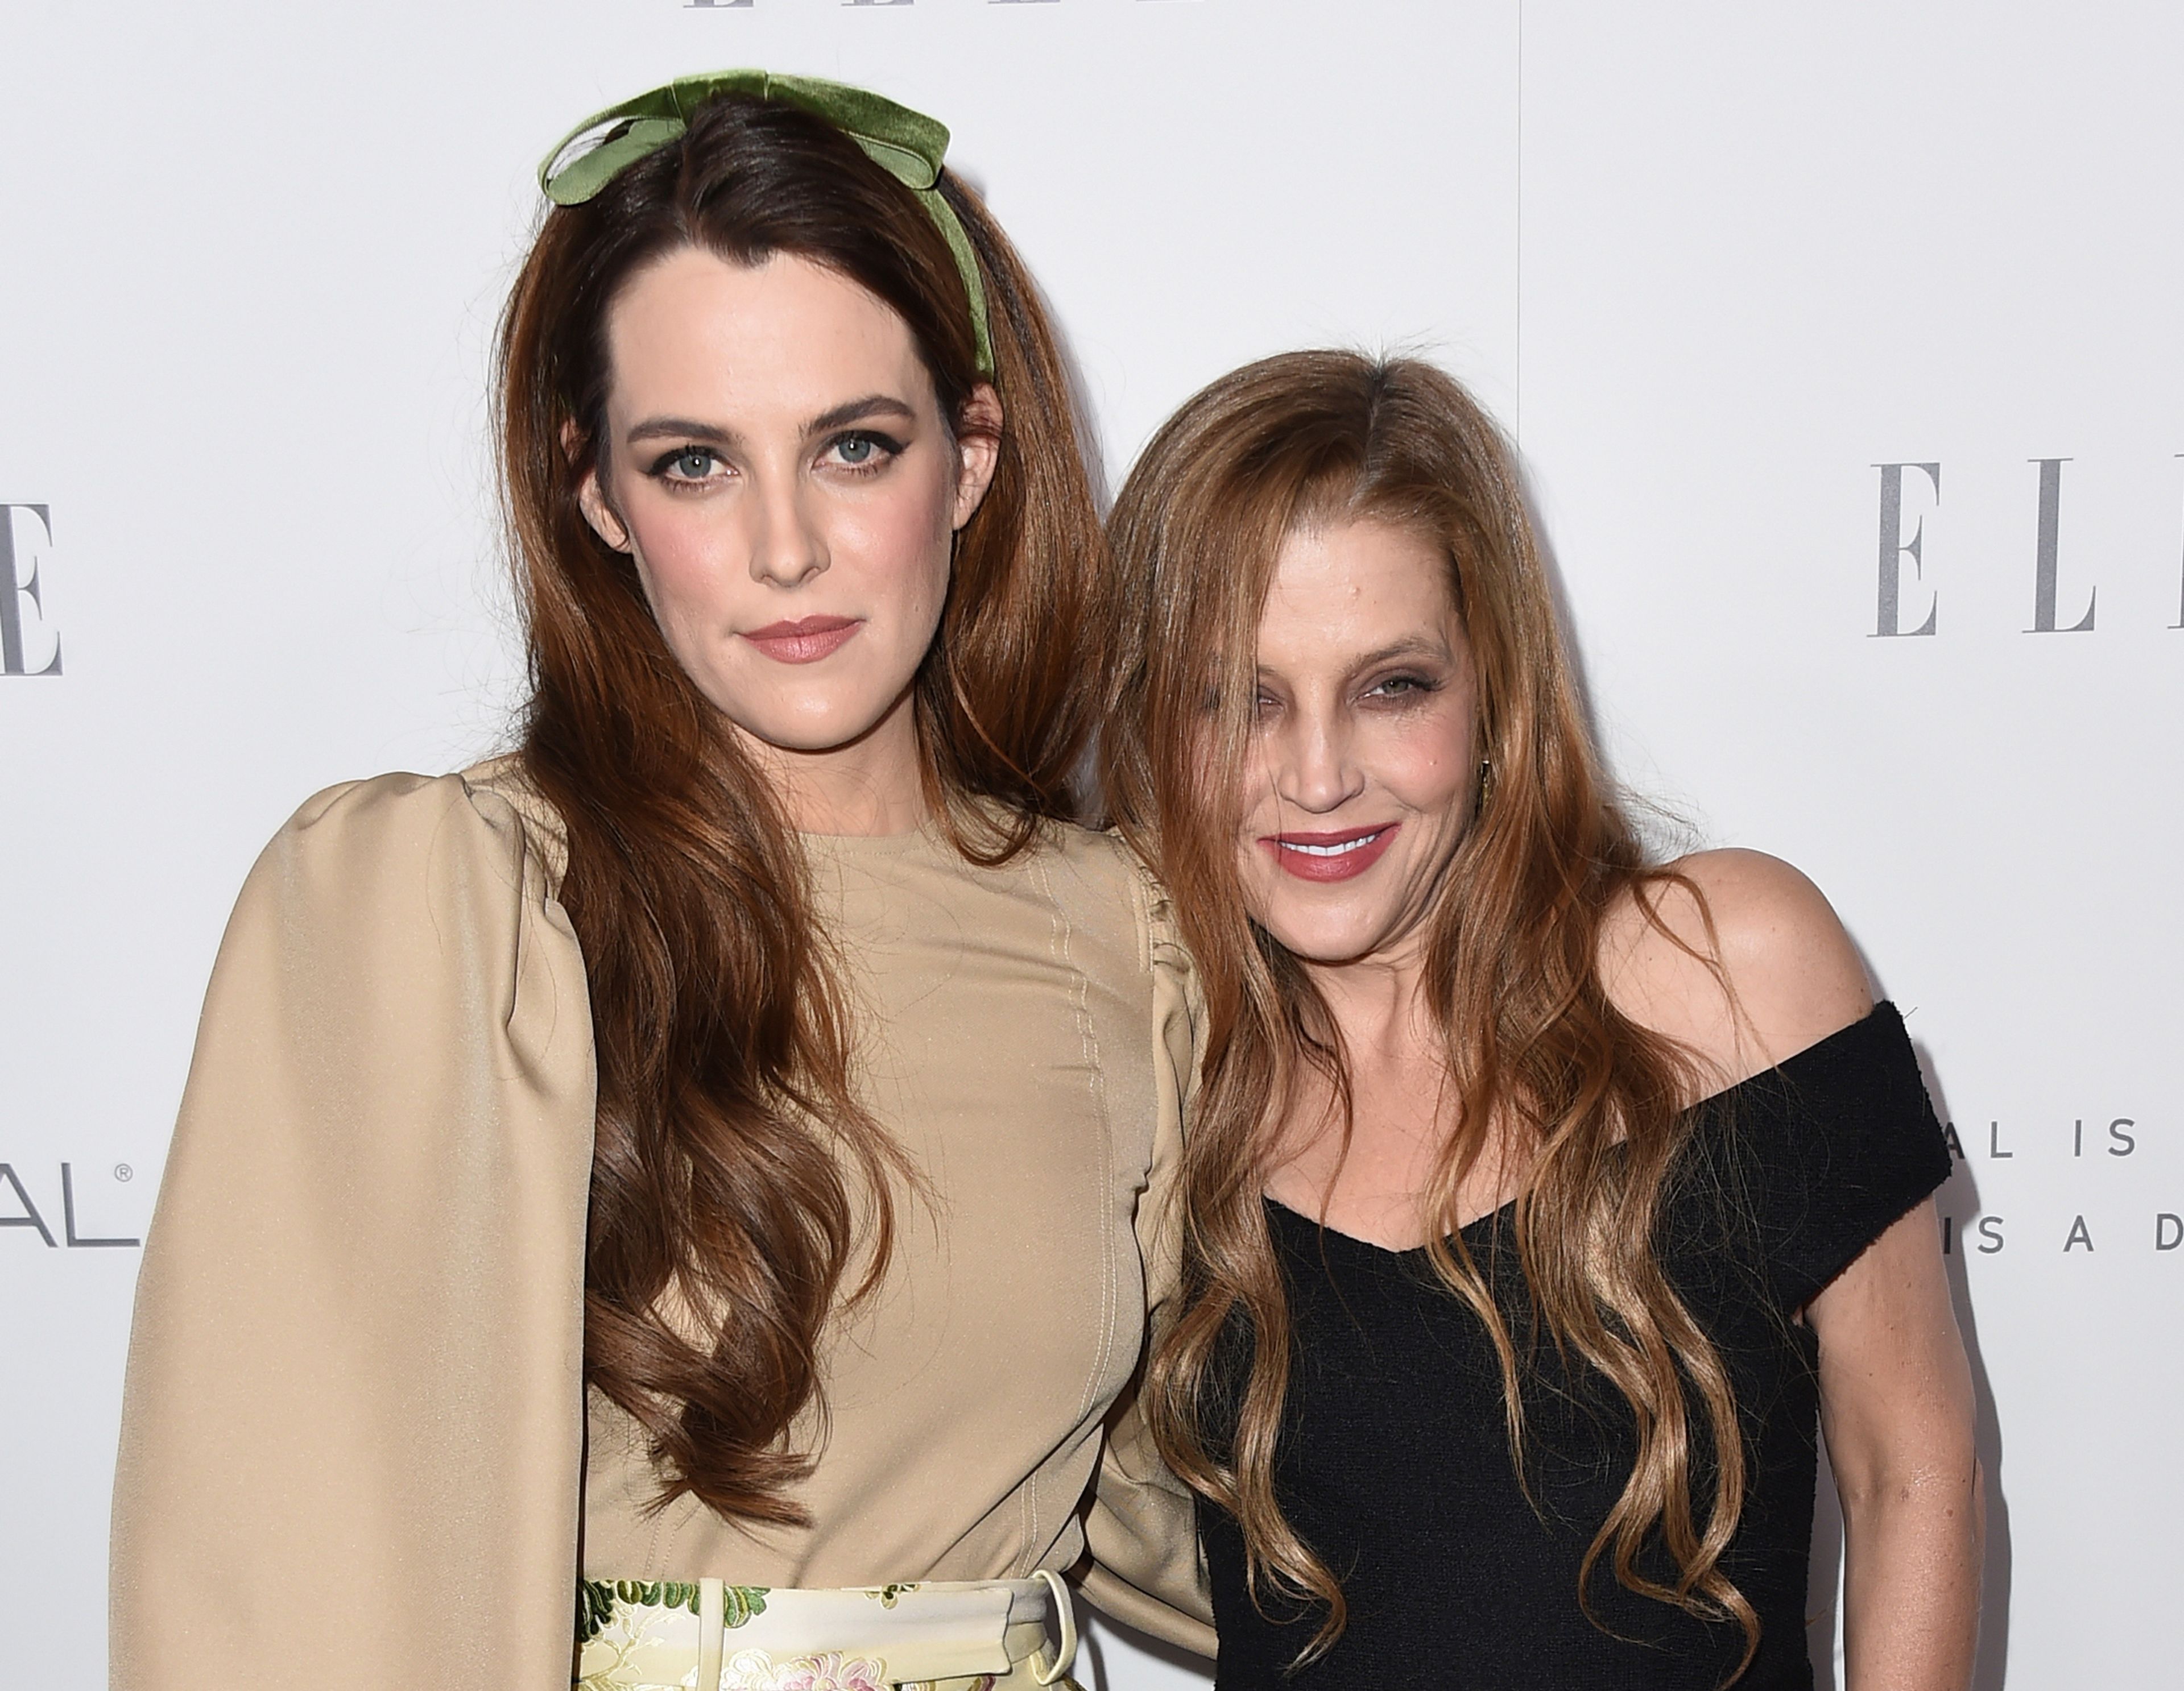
496 92 1107 1525
1104 352 1757 1669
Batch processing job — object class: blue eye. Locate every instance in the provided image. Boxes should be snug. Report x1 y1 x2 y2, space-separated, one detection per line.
661 447 717 480
826 430 902 472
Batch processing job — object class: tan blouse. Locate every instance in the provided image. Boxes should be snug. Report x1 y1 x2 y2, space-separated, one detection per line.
109 762 1213 1691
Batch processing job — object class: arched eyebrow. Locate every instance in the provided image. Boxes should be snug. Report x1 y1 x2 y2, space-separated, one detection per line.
1347 637 1453 670
623 395 918 452
1256 636 1455 684
626 416 735 448
801 394 917 436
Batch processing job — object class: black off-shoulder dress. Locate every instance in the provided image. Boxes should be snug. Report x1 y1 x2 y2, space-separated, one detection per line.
1201 1003 1953 1690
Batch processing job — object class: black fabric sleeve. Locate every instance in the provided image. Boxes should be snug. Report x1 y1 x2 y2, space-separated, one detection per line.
1737 1001 1955 1312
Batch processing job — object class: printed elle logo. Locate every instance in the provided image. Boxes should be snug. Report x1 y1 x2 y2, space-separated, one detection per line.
1873 458 2184 637
1 503 61 675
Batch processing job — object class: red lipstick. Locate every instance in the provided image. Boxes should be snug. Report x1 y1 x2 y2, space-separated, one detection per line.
1259 823 1402 882
741 615 862 664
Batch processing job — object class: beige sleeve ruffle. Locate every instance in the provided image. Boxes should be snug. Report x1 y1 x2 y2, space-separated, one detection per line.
1074 856 1218 1660
110 770 597 1691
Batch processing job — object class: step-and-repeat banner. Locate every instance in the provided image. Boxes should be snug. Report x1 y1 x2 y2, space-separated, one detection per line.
1 5 2171 1686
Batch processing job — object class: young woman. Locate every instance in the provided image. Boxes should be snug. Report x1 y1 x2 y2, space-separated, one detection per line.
1105 351 1982 1689
110 74 1210 1691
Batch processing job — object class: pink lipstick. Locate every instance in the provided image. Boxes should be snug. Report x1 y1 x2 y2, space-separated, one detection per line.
741 615 862 664
1260 823 1401 883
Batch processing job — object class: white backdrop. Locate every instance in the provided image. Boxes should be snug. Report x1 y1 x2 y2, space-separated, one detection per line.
1 4 2173 1688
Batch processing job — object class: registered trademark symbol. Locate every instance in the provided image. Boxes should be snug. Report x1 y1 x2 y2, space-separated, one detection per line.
113 1163 133 1183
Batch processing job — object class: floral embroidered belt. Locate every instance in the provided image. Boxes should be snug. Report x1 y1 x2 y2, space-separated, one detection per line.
575 1572 1082 1691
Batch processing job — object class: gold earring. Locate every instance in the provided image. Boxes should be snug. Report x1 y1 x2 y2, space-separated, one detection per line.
1478 757 1495 810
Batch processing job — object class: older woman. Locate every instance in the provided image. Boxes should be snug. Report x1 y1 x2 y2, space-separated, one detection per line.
1104 351 1980 1689
110 74 1208 1691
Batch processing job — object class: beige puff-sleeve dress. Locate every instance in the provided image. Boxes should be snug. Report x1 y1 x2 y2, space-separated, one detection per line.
109 762 1213 1691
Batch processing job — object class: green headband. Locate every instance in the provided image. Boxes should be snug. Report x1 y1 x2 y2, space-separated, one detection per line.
538 70 995 378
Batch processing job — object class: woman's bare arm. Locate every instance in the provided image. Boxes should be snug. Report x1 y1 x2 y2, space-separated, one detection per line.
1810 1204 1983 1691
1606 847 1983 1689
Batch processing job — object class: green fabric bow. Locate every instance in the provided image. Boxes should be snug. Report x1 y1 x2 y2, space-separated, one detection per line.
538 70 994 377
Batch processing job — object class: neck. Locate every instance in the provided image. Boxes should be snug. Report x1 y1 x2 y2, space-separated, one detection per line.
1302 938 1438 1064
739 691 930 836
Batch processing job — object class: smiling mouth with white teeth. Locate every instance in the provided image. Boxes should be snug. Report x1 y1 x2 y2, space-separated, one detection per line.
1260 823 1404 881
1284 834 1382 856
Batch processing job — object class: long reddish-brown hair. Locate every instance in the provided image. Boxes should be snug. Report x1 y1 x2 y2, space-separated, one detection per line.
1104 352 1756 1669
496 92 1107 1524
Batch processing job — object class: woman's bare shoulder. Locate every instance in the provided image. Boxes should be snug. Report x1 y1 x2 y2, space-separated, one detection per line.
1599 848 1873 1092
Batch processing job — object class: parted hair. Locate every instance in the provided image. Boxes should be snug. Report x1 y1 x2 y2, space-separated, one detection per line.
495 93 1107 1524
1103 351 1758 1670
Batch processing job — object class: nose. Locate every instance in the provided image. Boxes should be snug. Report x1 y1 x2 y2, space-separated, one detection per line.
1271 704 1363 817
747 470 827 590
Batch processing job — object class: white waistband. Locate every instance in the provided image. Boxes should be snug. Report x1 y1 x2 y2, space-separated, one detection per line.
576 1572 1078 1691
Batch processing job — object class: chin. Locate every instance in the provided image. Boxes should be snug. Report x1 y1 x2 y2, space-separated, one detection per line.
1256 912 1393 968
704 677 899 747
748 712 893 754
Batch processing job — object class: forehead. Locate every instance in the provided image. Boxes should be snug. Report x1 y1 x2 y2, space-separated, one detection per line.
602 247 930 418
1258 519 1459 662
